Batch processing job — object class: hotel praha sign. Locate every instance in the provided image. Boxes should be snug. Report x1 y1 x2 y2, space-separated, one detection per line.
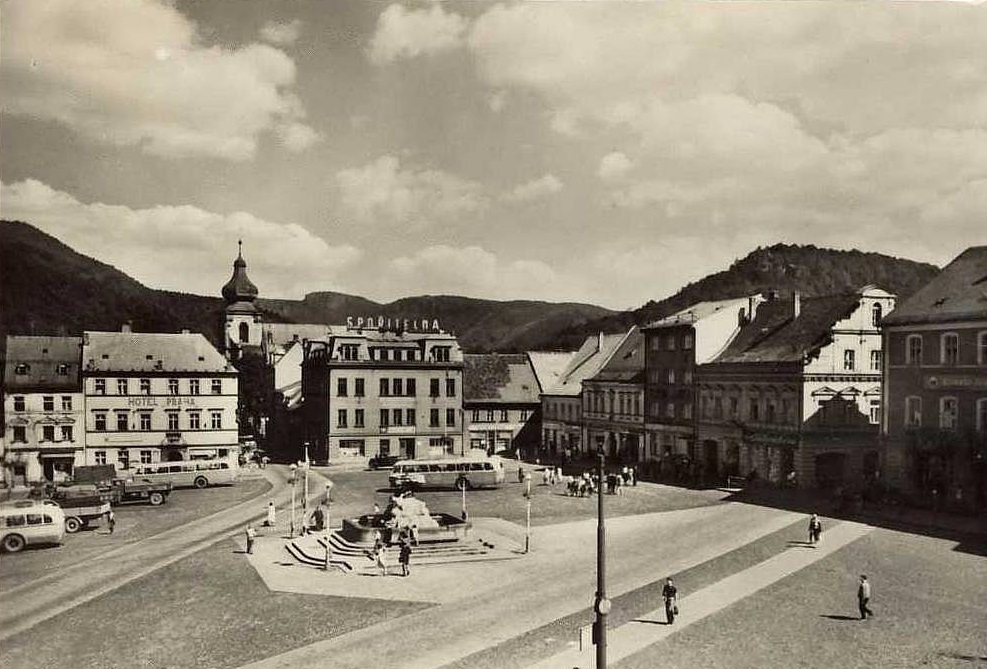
345 316 441 332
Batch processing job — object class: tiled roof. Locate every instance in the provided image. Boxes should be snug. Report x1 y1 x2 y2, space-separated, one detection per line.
713 294 860 364
463 354 540 403
882 247 987 325
545 331 630 396
527 352 575 393
264 323 339 349
588 327 644 383
643 297 752 329
3 336 82 390
83 331 234 373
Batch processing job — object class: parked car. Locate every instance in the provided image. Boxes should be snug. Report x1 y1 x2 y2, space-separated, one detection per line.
368 454 401 470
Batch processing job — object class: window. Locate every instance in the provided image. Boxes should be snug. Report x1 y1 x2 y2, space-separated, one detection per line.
14 363 29 375
406 408 416 425
446 408 456 426
139 412 152 431
766 403 776 423
667 369 676 384
338 409 348 428
61 425 73 442
140 378 151 395
117 379 128 395
472 410 480 422
116 412 129 432
140 450 153 464
12 426 26 442
379 409 390 428
683 403 693 419
210 411 222 429
869 400 881 425
870 350 882 372
211 379 222 395
13 396 25 412
906 335 923 365
977 399 987 433
407 378 416 396
379 378 389 397
729 398 738 418
683 333 694 350
665 402 675 418
683 369 693 384
871 303 882 327
393 378 403 396
337 378 348 397
355 378 365 397
843 350 855 371
42 425 55 442
378 348 389 361
430 379 440 397
59 395 71 411
446 378 456 397
979 332 987 365
432 347 451 362
167 411 179 431
239 322 249 343
354 409 365 428
430 409 440 427
392 349 402 361
941 333 959 366
749 399 760 422
486 409 494 422
497 409 506 422
905 396 922 427
189 379 200 395
339 344 359 361
95 451 107 465
95 412 107 431
168 379 179 395
189 411 201 430
43 396 54 411
118 449 130 469
95 378 106 395
392 409 403 426
939 397 958 430
666 335 676 351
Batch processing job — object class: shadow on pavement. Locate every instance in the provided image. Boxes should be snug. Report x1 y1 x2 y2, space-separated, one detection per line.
632 618 671 626
820 614 860 621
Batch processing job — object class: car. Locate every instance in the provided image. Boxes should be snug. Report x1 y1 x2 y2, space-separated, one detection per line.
368 455 401 470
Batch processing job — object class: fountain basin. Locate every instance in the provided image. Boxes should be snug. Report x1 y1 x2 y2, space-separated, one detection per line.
341 513 471 544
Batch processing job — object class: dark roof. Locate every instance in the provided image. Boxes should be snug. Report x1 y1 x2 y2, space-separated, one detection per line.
3 336 83 390
463 354 540 403
882 247 987 326
713 294 860 364
588 327 644 383
222 244 259 308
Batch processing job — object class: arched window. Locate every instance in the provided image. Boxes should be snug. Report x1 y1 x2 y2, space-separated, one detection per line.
906 334 923 366
238 322 249 343
939 396 958 430
940 333 959 366
871 303 882 327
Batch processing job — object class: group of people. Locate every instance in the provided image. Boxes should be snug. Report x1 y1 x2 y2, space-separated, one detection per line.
370 527 413 577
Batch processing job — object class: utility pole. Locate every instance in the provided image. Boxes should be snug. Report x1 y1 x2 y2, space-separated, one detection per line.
289 463 297 537
524 471 532 553
594 447 609 669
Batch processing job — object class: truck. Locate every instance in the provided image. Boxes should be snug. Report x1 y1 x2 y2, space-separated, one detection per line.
108 478 172 506
46 484 112 533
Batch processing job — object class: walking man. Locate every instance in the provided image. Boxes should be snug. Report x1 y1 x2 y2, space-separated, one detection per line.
266 500 276 528
245 524 256 554
399 538 412 577
858 575 874 619
107 509 116 534
662 577 678 624
809 513 822 545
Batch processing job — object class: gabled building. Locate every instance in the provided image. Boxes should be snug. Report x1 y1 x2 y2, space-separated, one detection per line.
82 328 240 470
463 354 541 456
696 287 895 488
301 325 465 462
2 336 84 486
881 247 987 509
642 297 762 466
582 327 645 462
540 331 630 460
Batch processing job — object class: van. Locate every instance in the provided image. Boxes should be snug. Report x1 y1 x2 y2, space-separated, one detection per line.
0 500 66 553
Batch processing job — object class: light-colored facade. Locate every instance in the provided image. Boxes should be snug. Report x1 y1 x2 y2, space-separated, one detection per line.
301 327 465 462
582 327 645 462
2 336 85 486
463 354 541 456
82 329 240 470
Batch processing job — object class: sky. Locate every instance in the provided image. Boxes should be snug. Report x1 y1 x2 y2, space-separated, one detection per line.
2 1 985 310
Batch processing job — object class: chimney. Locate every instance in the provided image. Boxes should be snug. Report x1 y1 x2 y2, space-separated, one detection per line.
738 307 748 327
181 328 190 335
121 321 132 333
792 291 801 319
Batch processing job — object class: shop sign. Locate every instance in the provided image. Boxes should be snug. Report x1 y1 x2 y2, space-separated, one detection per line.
346 316 441 332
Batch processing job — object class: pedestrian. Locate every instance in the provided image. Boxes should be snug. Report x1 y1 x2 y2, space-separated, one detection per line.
399 538 412 577
518 466 525 484
373 500 381 515
556 466 563 484
809 513 822 545
410 521 419 546
107 509 116 534
622 466 630 485
373 533 387 576
266 500 276 527
662 577 678 624
245 524 256 554
630 466 637 486
857 575 874 619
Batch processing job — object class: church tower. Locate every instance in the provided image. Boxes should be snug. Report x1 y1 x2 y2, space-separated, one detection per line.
222 241 262 358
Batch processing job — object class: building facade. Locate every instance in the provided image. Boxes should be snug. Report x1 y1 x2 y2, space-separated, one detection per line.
222 241 263 358
882 247 987 509
463 354 541 456
696 287 895 488
301 326 465 462
582 327 645 462
2 336 85 486
82 329 240 470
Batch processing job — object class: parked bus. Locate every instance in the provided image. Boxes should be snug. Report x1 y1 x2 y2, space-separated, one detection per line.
389 456 505 491
130 456 239 489
1 500 66 553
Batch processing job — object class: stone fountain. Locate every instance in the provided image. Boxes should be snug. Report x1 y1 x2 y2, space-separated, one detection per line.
341 492 471 544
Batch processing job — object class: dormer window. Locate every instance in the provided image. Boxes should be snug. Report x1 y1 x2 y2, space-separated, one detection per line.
14 364 29 375
56 364 70 376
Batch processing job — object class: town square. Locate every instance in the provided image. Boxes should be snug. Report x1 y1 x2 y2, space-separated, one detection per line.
2 1 986 668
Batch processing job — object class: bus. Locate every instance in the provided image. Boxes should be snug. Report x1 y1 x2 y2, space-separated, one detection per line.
130 456 239 489
388 455 505 491
1 500 66 553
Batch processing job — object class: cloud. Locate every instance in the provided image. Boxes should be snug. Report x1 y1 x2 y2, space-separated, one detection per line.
368 4 468 65
1 0 316 161
598 152 633 180
379 245 559 302
0 180 361 299
335 156 487 226
278 122 322 153
503 174 563 203
260 19 302 46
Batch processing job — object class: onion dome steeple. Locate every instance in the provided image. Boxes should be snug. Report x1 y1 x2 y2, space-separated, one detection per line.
222 240 259 311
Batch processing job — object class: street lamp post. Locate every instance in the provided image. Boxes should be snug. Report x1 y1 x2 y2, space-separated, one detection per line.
461 478 468 521
303 443 310 512
324 478 333 571
524 472 532 553
594 447 609 669
289 463 297 537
